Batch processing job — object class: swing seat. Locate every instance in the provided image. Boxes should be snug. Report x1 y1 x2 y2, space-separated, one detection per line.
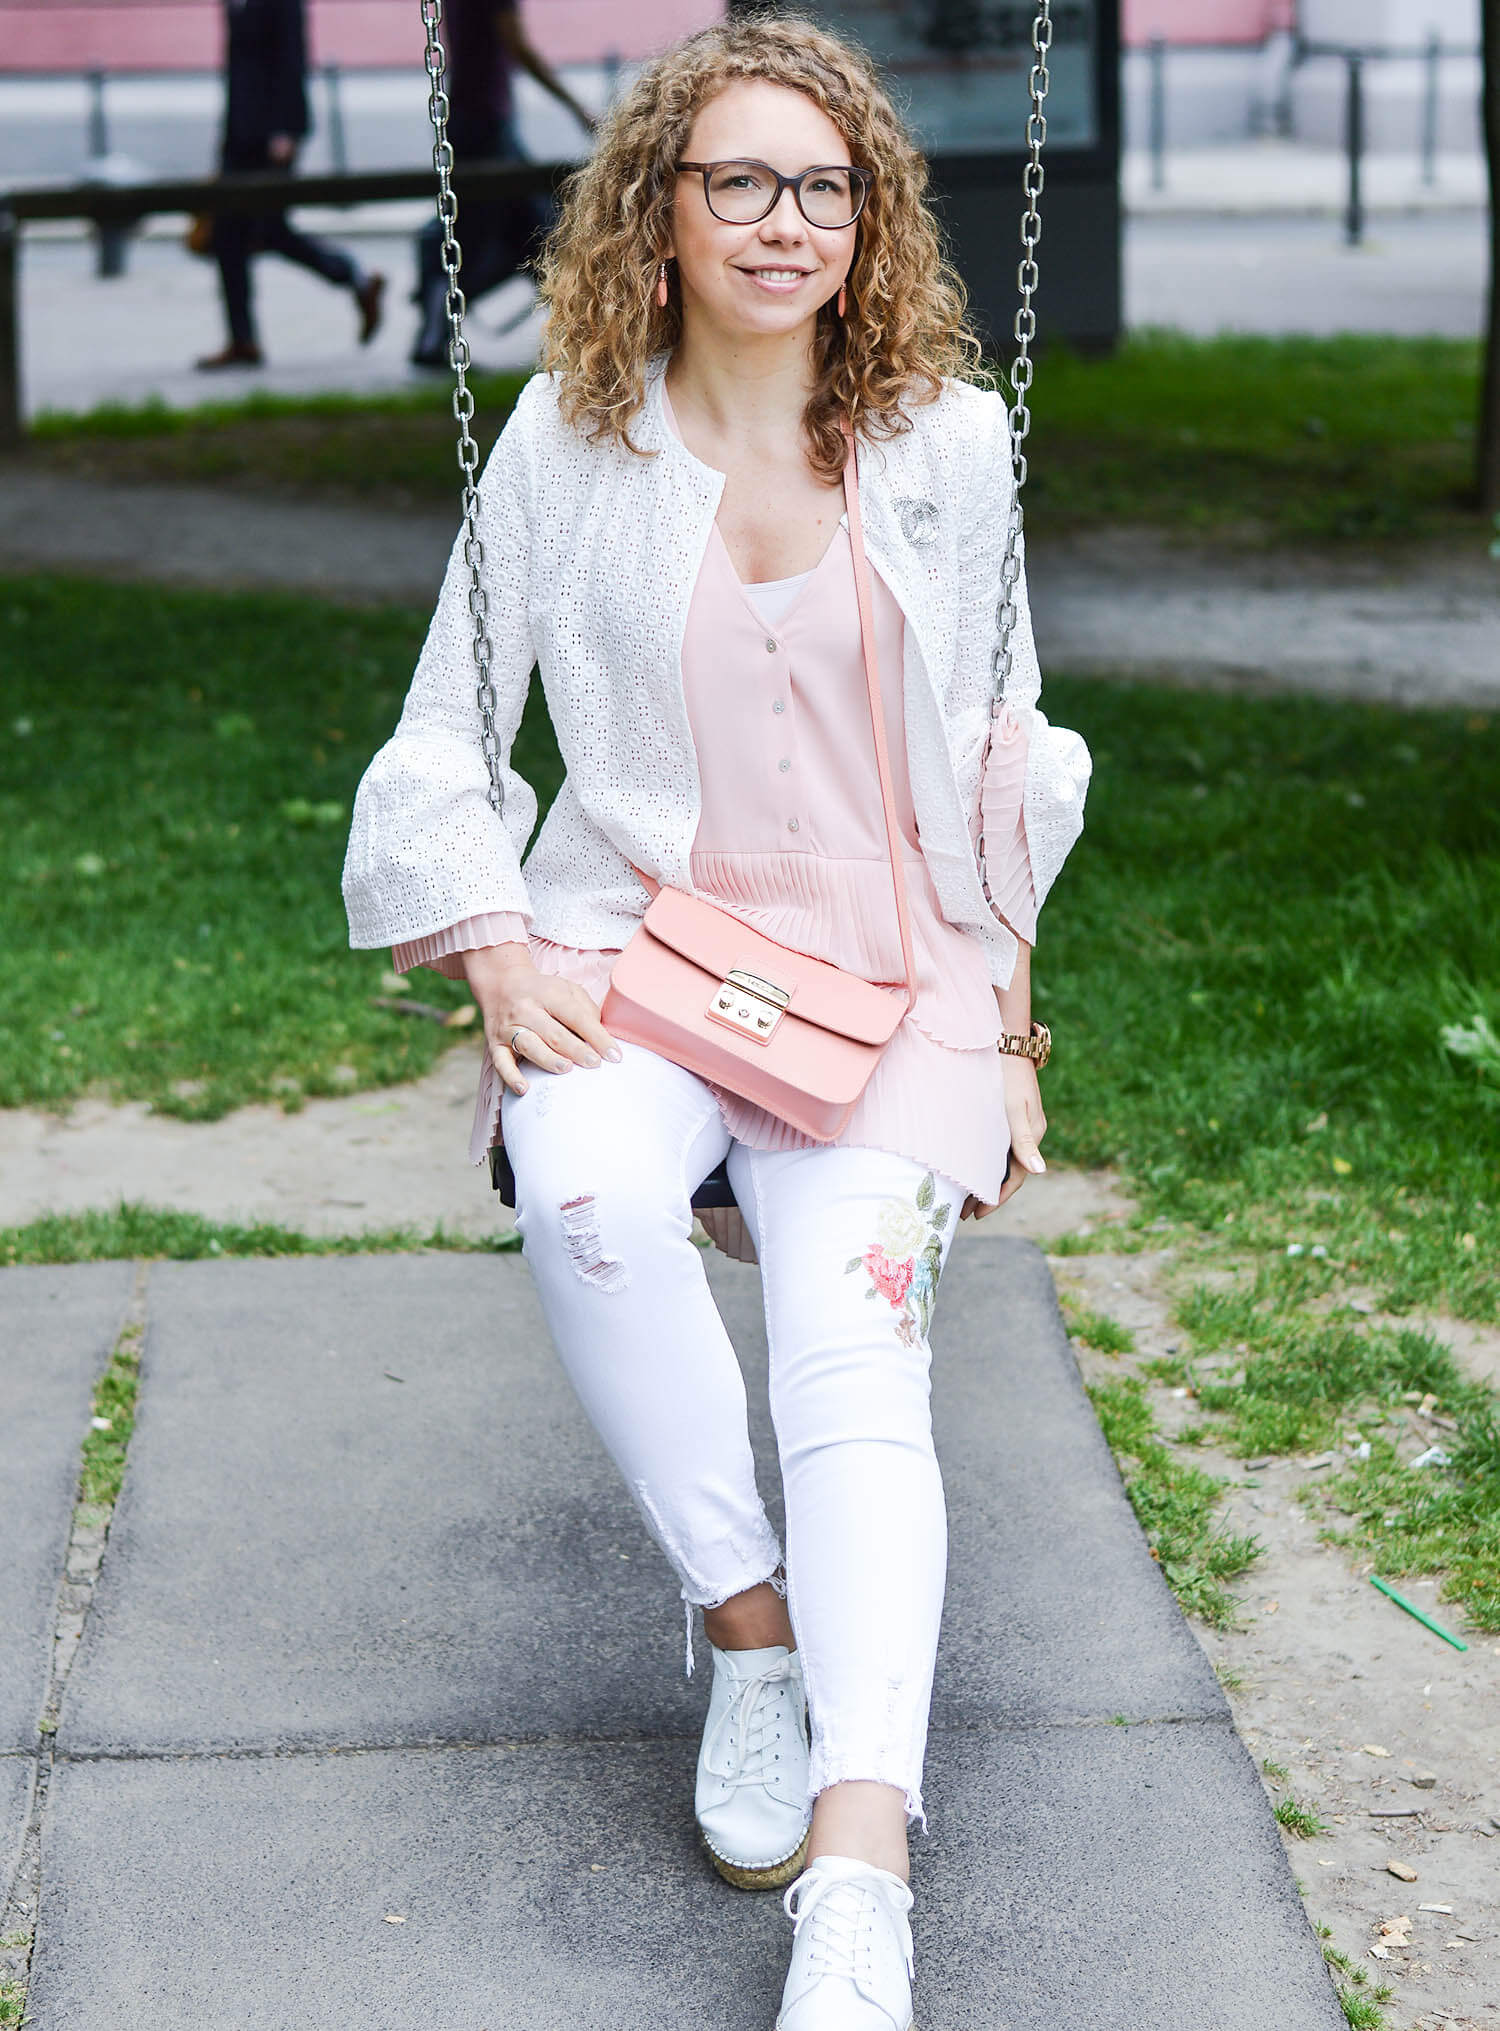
488 1145 738 1210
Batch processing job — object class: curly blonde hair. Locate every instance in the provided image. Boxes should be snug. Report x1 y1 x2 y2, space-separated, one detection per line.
535 10 983 480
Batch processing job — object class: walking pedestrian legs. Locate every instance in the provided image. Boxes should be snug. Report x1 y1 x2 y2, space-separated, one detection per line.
197 139 385 369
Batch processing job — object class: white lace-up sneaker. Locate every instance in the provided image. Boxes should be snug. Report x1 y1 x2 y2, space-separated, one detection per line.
776 1855 915 2031
695 1641 812 1889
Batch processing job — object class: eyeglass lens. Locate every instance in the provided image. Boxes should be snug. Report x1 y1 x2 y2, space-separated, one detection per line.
705 162 862 229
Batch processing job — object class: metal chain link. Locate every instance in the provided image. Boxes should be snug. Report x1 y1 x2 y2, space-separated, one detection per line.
421 0 504 814
977 0 1051 913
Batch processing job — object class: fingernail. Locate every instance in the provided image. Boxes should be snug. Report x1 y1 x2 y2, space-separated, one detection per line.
606 1045 623 1063
516 1079 528 1094
1029 1155 1047 1172
583 1052 602 1068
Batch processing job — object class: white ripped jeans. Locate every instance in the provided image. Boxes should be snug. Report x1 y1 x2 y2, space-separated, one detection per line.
500 1039 964 1828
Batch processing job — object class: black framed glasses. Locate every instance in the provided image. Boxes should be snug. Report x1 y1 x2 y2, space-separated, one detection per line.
676 159 873 230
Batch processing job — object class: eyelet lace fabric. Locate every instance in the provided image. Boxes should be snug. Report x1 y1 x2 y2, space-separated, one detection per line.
341 356 1090 990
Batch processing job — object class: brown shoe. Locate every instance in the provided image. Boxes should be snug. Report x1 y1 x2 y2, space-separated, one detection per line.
195 342 263 371
356 272 386 346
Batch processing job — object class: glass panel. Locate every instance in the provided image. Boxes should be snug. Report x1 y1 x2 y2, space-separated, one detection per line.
810 1 1099 154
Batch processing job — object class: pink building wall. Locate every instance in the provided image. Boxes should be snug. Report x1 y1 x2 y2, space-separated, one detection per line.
0 0 724 73
1122 0 1295 46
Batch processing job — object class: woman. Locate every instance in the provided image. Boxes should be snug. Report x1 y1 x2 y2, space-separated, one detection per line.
343 15 1090 2026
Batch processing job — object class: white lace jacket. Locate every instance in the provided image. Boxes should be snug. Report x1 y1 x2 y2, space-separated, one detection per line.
342 352 1091 988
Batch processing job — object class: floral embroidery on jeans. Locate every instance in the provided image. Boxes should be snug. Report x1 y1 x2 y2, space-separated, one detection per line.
845 1171 951 1347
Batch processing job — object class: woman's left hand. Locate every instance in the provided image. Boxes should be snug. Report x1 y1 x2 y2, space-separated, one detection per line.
961 1055 1048 1222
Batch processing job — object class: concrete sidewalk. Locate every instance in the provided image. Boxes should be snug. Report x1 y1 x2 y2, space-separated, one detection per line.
1121 141 1487 217
3 466 1496 707
2 1247 1345 2028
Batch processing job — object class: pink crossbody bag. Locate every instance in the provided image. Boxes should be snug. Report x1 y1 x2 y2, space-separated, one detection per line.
597 419 916 1142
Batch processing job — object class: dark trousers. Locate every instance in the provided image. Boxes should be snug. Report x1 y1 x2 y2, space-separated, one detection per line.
214 139 363 348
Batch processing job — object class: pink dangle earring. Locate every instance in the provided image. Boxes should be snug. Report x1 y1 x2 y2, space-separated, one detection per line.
837 282 848 317
656 261 669 309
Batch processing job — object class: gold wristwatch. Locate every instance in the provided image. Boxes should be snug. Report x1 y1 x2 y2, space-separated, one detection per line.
997 1019 1051 1069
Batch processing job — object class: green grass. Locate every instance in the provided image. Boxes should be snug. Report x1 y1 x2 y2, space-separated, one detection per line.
0 1203 524 1267
1034 675 1500 1324
1317 1927 1396 2025
0 574 562 1120
80 1311 143 1507
27 372 532 512
0 1939 27 2029
1146 1249 1500 1631
20 334 1486 549
1060 1298 1137 1357
1316 1416 1500 1631
1022 329 1483 547
1084 1373 1263 1628
1274 1795 1329 1839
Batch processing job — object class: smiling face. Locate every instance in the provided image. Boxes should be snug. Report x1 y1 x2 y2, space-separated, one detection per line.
665 78 859 343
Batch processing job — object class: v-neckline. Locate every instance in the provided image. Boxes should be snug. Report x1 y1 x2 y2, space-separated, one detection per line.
709 517 847 635
659 377 850 630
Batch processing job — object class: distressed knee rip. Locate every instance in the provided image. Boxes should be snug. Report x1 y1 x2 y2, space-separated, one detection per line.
557 1192 629 1294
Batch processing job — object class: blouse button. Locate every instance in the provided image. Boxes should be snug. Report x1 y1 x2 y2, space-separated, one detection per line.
771 699 785 714
787 818 800 833
778 757 790 772
765 638 778 654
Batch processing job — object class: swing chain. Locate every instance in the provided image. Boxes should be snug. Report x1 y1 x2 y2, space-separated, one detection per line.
990 0 1051 713
421 0 504 815
975 0 1050 929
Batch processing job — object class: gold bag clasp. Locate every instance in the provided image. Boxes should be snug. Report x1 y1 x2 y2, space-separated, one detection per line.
705 967 790 1045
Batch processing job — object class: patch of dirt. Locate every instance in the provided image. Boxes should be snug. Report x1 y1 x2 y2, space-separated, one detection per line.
0 1051 1138 1250
1054 1248 1500 2031
0 1044 502 1239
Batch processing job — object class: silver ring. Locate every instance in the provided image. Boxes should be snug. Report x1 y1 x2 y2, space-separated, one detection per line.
510 1027 527 1053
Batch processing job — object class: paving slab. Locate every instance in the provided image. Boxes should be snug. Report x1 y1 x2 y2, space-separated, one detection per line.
59 1245 1221 1756
30 1720 1341 2030
36 1245 1342 2025
0 1262 133 1750
58 1252 764 1754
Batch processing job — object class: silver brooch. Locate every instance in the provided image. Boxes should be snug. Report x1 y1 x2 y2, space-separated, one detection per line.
896 497 941 548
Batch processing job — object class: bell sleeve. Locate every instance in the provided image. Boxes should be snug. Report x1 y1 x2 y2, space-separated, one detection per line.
342 378 543 954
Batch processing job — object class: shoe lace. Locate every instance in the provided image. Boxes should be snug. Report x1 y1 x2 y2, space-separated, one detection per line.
783 1871 914 1986
701 1654 799 1789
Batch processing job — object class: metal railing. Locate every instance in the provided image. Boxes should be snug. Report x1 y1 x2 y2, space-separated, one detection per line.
1300 37 1481 243
1140 32 1483 242
0 156 573 446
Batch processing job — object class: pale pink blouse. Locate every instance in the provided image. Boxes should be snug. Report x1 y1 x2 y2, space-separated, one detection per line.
393 390 1038 1203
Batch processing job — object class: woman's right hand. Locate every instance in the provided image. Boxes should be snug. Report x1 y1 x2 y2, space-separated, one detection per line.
462 943 622 1096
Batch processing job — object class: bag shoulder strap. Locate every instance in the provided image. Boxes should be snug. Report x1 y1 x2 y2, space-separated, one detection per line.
840 420 917 1013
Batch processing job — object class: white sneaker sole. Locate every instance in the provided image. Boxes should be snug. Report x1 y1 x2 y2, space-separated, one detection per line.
774 2001 913 2031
